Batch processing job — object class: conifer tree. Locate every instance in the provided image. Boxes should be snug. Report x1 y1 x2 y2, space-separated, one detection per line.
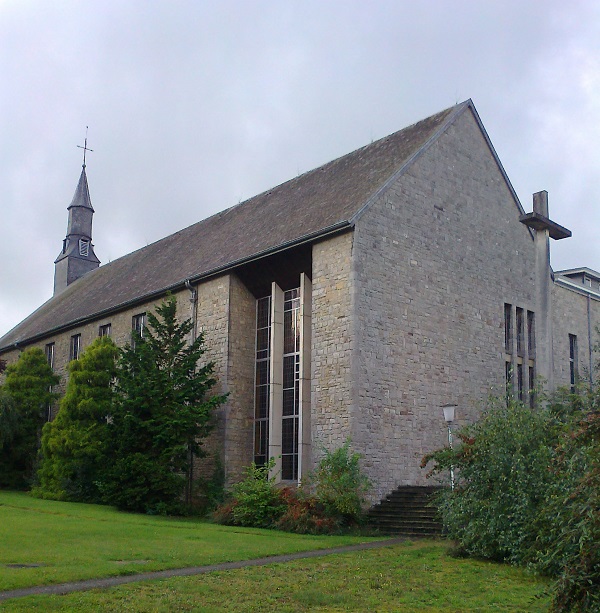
103 295 226 514
35 336 118 501
0 348 59 489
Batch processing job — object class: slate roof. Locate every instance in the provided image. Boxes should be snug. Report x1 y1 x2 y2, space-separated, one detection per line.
0 100 470 351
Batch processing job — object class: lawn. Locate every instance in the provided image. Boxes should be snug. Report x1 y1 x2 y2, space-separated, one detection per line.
0 491 550 611
0 491 371 591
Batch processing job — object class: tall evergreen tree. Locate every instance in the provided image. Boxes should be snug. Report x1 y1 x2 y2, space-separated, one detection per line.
35 337 118 501
103 295 226 514
0 348 59 489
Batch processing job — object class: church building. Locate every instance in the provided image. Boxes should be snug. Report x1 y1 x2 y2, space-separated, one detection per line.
1 99 599 504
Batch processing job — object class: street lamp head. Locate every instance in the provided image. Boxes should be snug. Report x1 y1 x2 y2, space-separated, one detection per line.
442 403 457 424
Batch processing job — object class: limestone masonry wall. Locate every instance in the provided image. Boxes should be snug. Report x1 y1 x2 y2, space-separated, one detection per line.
311 232 355 467
352 108 538 502
223 273 256 485
552 284 600 389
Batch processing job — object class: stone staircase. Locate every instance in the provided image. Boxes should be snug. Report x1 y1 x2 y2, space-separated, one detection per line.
368 486 444 536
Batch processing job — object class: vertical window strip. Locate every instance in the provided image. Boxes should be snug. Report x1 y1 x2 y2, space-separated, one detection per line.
527 311 535 357
516 307 524 356
254 296 271 468
99 323 112 337
281 288 300 481
569 334 578 392
504 303 512 354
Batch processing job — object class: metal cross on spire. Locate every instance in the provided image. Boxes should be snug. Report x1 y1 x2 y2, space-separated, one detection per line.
77 126 93 167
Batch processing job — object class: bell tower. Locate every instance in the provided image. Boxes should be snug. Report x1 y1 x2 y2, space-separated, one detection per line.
53 135 100 295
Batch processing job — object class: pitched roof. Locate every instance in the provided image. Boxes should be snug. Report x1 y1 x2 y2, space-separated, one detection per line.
0 100 470 350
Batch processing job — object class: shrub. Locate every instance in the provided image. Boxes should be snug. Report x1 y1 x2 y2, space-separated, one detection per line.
307 439 370 526
422 397 556 564
0 348 59 489
226 461 286 528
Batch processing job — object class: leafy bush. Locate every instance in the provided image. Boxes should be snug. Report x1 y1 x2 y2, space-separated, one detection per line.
276 487 339 534
226 461 286 528
0 348 59 489
35 337 118 502
307 439 370 526
533 392 600 612
216 441 371 533
422 397 556 564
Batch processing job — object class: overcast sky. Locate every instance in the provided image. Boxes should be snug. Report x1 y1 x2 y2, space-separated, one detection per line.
1 0 599 337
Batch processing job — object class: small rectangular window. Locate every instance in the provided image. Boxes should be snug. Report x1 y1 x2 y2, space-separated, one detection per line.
99 323 112 337
45 343 55 370
529 366 535 408
569 334 578 392
69 334 81 361
527 311 535 357
517 362 524 402
516 308 524 356
504 304 512 353
132 313 146 337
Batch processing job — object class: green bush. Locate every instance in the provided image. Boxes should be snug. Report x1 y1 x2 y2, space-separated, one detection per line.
35 337 119 502
0 348 59 489
226 461 286 528
422 397 556 564
308 440 370 526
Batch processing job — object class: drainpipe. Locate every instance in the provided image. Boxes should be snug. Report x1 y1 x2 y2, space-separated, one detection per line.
184 278 198 505
185 279 198 342
587 293 594 389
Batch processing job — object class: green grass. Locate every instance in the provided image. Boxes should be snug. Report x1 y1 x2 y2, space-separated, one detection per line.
0 492 551 611
3 541 550 611
0 491 372 591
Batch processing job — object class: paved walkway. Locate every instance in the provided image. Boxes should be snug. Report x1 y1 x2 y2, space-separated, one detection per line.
0 537 406 602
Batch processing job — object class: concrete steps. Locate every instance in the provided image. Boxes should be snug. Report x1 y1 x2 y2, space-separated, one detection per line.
368 486 444 537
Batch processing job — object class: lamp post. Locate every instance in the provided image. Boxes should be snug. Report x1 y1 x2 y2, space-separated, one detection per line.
442 404 457 491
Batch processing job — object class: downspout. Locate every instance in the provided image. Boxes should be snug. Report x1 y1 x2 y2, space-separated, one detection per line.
185 279 198 342
587 293 594 389
184 278 198 505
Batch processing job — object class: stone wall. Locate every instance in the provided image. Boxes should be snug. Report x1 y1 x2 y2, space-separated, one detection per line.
552 283 600 389
352 108 538 502
310 232 355 466
223 273 256 485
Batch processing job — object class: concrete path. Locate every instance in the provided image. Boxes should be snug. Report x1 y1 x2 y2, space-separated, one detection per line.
0 537 406 602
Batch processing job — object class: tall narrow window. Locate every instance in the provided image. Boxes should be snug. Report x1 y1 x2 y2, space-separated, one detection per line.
132 313 146 348
505 361 512 400
504 303 512 353
516 307 524 356
529 366 535 408
69 334 81 361
281 288 301 481
45 343 55 370
99 323 112 337
254 296 271 468
569 334 578 392
527 311 535 357
517 363 524 402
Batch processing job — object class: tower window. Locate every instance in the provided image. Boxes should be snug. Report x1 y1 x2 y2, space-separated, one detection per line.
79 239 90 257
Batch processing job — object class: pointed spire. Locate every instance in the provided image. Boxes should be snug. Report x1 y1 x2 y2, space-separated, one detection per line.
68 165 94 211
